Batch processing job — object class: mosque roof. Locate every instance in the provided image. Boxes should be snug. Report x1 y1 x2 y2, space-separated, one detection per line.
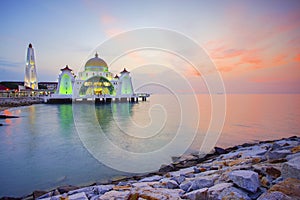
60 65 72 71
84 53 108 70
121 68 129 73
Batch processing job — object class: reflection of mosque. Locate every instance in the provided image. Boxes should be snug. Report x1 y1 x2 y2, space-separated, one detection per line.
44 53 149 103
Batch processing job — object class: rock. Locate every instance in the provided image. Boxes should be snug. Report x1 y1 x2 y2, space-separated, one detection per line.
38 192 88 200
272 177 283 185
214 147 227 155
228 170 260 192
265 166 281 179
218 187 251 200
33 191 48 199
68 192 88 200
130 187 184 200
291 145 300 153
99 190 130 200
268 178 300 199
252 157 262 164
286 152 300 160
241 146 267 158
160 179 178 189
117 181 133 186
57 185 80 194
171 175 186 185
132 181 159 189
181 160 198 168
266 150 290 160
257 191 293 200
159 164 174 173
282 156 300 180
261 176 271 188
179 180 192 192
269 158 287 163
177 154 198 162
94 185 114 194
67 186 96 196
113 185 132 191
183 176 214 192
207 182 233 199
195 170 218 177
248 187 267 200
226 158 253 167
169 167 195 177
182 187 208 200
221 151 241 160
139 175 162 182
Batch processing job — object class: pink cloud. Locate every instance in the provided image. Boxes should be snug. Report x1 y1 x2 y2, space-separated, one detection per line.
100 14 116 25
104 28 124 37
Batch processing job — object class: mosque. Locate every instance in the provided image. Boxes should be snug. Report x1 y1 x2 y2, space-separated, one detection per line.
45 52 148 103
0 43 148 102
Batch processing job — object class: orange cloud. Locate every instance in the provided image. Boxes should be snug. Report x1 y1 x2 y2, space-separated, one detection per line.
294 54 300 62
272 54 287 66
184 66 201 77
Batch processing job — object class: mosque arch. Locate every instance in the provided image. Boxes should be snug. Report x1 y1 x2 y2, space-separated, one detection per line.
79 76 115 96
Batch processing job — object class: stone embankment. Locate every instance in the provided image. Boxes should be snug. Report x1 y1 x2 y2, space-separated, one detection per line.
0 97 43 111
7 136 300 200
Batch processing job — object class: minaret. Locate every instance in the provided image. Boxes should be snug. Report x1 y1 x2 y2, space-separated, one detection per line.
24 43 38 90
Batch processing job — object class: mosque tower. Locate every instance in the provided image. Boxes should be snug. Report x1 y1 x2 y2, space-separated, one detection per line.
24 43 38 90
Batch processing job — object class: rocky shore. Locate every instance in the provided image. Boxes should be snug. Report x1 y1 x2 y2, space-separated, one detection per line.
0 97 43 111
3 136 300 200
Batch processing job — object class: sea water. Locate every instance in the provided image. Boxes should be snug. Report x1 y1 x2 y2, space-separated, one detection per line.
0 94 299 196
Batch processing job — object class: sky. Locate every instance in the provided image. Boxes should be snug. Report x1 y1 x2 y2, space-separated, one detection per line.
0 0 299 93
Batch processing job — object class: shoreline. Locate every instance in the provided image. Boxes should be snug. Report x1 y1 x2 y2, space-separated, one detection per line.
0 97 43 112
2 136 299 200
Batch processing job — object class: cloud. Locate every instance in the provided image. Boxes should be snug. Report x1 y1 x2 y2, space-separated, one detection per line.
294 54 300 62
100 14 116 25
104 28 124 37
0 58 23 68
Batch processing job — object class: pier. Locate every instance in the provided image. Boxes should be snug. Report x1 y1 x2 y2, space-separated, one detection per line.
43 93 150 104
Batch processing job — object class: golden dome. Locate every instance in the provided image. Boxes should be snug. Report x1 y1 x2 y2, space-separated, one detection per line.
85 53 108 71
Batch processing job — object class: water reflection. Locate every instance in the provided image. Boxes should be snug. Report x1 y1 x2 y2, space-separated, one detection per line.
58 104 74 137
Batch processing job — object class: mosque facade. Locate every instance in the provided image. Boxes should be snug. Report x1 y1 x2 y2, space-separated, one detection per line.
72 53 134 99
46 52 144 103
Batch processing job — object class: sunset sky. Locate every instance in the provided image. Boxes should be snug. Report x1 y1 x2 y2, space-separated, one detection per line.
0 0 299 93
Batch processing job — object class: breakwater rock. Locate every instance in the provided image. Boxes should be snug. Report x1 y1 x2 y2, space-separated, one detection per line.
0 97 43 109
9 136 300 200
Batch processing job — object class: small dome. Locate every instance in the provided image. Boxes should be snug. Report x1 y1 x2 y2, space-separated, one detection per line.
85 53 108 71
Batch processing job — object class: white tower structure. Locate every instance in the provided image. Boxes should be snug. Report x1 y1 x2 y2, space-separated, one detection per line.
24 43 38 90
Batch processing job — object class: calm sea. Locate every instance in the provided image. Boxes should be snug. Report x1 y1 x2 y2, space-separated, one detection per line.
0 94 299 196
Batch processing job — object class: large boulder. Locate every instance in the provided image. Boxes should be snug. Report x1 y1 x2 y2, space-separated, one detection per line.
228 170 260 192
282 156 300 180
218 187 251 200
207 182 233 199
268 178 300 199
258 178 300 200
182 187 208 200
139 175 162 182
266 150 290 160
257 191 293 200
129 187 184 200
99 190 130 200
180 176 214 192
